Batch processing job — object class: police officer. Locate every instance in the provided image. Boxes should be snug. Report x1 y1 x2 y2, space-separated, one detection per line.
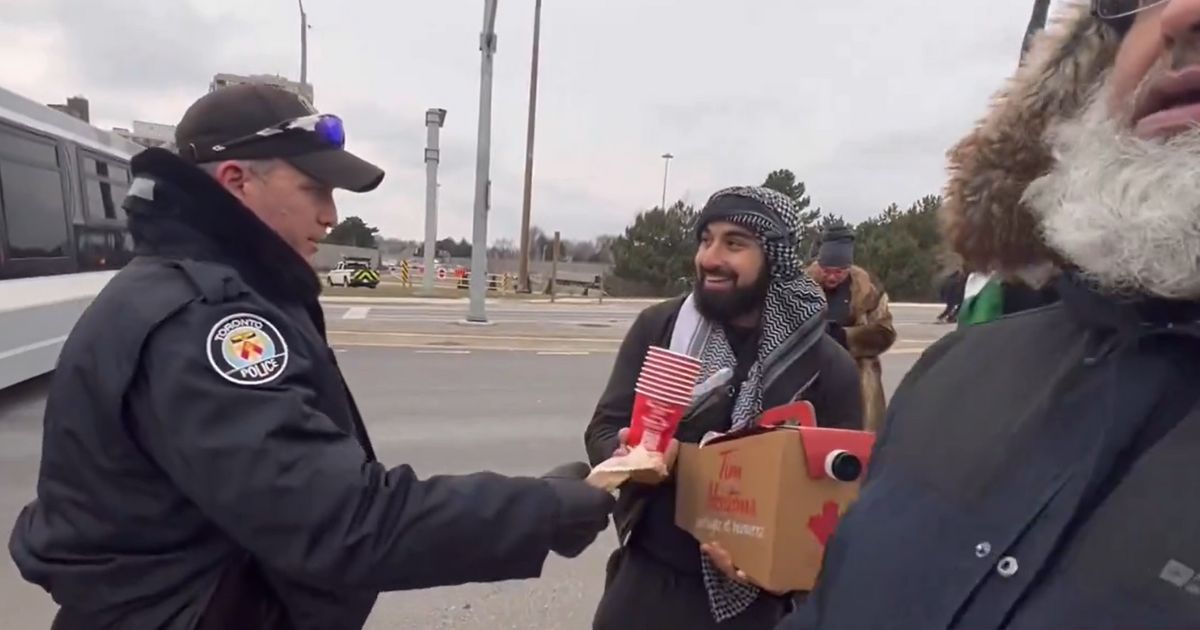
8 85 615 630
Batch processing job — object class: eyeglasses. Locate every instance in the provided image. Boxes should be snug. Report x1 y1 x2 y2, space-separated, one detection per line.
211 113 346 153
1092 0 1168 20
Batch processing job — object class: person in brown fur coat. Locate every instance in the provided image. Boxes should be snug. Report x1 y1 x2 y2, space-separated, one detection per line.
806 225 896 433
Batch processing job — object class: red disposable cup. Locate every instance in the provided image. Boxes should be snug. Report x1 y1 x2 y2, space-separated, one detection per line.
627 391 688 452
646 348 701 369
634 386 691 407
635 377 692 398
647 345 701 362
641 355 701 378
637 374 695 399
639 363 694 382
646 347 702 372
638 366 697 387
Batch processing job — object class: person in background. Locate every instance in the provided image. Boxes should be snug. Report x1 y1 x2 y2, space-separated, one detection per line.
805 226 896 433
586 186 863 630
936 267 967 324
779 1 1200 627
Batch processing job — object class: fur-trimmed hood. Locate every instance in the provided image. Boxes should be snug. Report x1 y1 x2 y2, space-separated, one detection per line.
941 1 1122 279
123 148 321 305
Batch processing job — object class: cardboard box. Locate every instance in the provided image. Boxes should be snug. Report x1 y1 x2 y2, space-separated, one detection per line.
674 425 874 593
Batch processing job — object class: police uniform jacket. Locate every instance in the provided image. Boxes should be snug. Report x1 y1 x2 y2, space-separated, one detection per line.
8 148 563 630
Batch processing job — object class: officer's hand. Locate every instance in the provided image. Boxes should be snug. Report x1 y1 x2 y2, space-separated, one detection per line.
614 428 678 485
541 462 615 558
701 541 789 596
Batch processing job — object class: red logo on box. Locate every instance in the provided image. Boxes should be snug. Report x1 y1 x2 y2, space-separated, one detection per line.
807 501 840 546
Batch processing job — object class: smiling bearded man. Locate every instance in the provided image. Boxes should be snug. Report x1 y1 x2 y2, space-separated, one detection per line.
586 186 864 630
775 1 1200 629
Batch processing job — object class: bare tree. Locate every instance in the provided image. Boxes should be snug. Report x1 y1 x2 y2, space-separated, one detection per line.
1021 0 1053 61
488 238 519 259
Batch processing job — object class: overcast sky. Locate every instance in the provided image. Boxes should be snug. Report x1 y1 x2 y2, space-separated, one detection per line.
1 0 1071 244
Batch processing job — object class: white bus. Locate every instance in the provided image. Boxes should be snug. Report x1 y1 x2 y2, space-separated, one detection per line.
0 84 144 390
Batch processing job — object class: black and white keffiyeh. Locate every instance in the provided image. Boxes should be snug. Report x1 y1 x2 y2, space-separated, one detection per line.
682 186 828 622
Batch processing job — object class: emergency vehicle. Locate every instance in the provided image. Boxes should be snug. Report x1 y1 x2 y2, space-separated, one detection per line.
325 256 381 288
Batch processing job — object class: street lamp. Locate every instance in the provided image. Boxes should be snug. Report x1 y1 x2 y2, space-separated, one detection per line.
660 152 674 209
423 108 447 294
467 0 500 323
298 0 309 86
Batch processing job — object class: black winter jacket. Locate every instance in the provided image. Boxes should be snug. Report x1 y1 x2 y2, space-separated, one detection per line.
780 272 1200 629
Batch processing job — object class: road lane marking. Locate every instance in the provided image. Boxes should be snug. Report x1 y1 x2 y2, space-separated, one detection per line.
330 342 935 356
327 330 621 344
0 335 68 361
342 307 371 320
329 340 618 354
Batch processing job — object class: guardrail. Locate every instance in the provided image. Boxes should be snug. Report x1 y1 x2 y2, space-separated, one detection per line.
388 260 608 301
389 264 517 294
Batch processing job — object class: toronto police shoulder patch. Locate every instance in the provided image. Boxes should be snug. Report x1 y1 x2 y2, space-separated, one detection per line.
206 312 290 385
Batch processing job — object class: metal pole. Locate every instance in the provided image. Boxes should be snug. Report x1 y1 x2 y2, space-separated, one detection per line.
550 230 560 303
423 108 446 294
517 0 544 294
468 0 499 323
660 152 674 209
298 0 308 86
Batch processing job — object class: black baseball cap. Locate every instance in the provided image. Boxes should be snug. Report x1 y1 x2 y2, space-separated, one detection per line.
175 84 384 193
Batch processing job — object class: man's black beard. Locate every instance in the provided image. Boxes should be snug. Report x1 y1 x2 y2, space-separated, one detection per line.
693 266 771 324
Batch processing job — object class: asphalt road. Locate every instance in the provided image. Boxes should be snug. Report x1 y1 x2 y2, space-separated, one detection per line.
0 300 952 629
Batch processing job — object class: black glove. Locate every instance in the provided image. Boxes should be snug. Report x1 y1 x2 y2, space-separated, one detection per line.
541 462 615 558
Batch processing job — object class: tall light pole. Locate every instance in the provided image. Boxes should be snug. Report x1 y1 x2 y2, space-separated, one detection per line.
660 152 674 209
298 0 309 85
517 0 544 294
468 0 500 323
423 108 447 294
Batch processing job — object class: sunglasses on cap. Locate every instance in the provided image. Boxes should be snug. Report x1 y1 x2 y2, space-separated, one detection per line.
210 113 346 154
1091 0 1167 20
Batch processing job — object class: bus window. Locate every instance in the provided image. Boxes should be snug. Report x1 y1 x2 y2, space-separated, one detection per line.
83 179 126 220
80 153 130 221
0 127 58 166
83 157 129 182
74 224 134 271
75 151 133 271
0 157 70 259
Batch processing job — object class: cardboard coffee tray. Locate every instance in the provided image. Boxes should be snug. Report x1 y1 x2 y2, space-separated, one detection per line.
674 422 875 593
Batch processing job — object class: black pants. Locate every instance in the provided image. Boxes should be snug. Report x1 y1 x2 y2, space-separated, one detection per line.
593 546 791 630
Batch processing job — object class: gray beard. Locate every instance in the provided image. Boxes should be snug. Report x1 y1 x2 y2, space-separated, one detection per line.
1023 82 1200 300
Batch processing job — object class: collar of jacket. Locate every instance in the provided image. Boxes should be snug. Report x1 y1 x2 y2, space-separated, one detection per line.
1057 270 1200 336
124 147 321 305
941 2 1121 281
